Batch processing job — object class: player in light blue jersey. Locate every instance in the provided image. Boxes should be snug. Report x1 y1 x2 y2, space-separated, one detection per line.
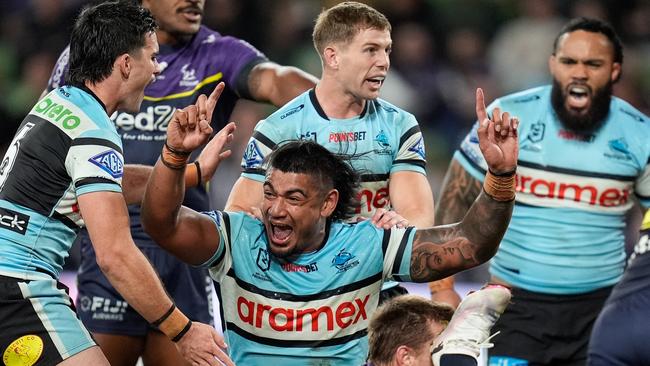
0 3 232 366
140 81 520 365
435 17 650 366
225 1 461 308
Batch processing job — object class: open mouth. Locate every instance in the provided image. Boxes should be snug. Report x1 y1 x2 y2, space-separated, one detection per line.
270 223 293 245
566 84 591 110
180 8 202 22
365 76 385 89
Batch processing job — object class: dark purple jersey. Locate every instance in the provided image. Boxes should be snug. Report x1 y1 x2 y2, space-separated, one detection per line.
47 26 268 242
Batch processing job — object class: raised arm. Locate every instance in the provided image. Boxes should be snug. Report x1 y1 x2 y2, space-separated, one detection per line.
248 62 319 107
410 89 519 282
141 82 235 265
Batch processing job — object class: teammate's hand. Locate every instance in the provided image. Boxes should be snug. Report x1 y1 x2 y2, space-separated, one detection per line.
166 82 225 153
368 208 409 229
197 122 237 183
475 88 519 174
175 321 235 366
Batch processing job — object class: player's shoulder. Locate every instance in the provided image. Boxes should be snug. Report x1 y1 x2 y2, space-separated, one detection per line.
492 85 549 110
610 96 648 127
261 90 313 124
194 25 261 53
369 98 414 119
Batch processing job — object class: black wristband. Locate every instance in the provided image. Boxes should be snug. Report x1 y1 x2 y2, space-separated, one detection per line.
171 320 193 343
164 141 191 157
160 153 186 170
488 168 516 177
151 304 176 327
194 161 202 187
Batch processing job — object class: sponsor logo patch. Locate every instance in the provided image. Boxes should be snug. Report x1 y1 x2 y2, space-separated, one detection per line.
256 248 271 272
243 141 265 169
408 137 426 159
79 295 128 321
281 262 319 273
0 207 30 235
3 335 43 366
280 105 304 119
89 150 124 178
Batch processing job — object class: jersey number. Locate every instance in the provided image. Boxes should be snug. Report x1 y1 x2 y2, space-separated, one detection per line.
0 123 35 190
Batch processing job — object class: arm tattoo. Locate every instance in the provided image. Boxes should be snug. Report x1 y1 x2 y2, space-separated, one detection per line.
435 160 482 225
411 191 513 282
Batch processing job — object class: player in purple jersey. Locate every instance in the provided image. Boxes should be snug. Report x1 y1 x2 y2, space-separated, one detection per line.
44 0 317 365
139 84 519 364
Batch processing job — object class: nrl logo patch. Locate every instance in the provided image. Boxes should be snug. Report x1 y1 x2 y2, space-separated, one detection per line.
89 150 123 178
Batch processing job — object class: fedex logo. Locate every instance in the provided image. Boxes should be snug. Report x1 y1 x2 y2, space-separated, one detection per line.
236 294 369 332
514 167 633 211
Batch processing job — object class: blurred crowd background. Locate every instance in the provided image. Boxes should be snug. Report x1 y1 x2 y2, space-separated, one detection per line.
1 0 648 280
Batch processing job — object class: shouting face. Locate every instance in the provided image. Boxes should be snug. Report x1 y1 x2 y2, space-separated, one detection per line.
549 30 621 134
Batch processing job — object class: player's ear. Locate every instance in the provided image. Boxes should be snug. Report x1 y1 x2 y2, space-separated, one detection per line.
321 189 339 218
611 62 621 83
323 46 339 70
117 53 131 80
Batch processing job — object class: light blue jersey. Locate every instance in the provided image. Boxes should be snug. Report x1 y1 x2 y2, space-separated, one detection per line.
241 89 427 218
202 211 415 365
0 86 124 281
456 85 650 294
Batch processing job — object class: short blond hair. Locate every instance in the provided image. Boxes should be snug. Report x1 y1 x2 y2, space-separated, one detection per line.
312 1 391 56
368 295 454 364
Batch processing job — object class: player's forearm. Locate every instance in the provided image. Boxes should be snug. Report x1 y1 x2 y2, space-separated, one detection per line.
456 190 513 264
122 165 152 205
410 183 514 282
97 242 174 324
141 159 186 240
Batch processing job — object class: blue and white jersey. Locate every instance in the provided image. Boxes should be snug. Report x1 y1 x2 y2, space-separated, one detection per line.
240 89 427 218
456 85 650 294
202 211 415 365
0 86 124 280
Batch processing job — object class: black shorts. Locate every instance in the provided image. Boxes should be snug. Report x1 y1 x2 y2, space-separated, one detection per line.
0 275 96 365
488 286 612 366
76 236 213 336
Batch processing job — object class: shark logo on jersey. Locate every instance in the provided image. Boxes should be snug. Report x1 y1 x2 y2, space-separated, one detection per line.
408 137 426 159
332 249 359 273
374 130 391 155
243 141 265 169
0 207 30 235
256 248 271 272
89 150 124 178
605 138 632 161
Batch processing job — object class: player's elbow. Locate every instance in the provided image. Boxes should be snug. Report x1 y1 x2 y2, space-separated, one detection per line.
95 245 130 278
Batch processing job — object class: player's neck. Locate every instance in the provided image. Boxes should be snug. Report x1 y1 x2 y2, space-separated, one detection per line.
315 81 366 119
155 29 193 47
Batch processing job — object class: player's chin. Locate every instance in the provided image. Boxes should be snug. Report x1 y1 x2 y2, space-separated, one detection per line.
268 242 295 259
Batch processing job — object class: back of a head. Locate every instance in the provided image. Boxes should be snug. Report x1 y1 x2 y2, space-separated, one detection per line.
68 1 157 87
552 17 623 64
267 140 359 222
312 1 391 56
368 295 454 365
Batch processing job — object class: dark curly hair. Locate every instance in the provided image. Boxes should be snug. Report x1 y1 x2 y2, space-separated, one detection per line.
266 140 360 222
